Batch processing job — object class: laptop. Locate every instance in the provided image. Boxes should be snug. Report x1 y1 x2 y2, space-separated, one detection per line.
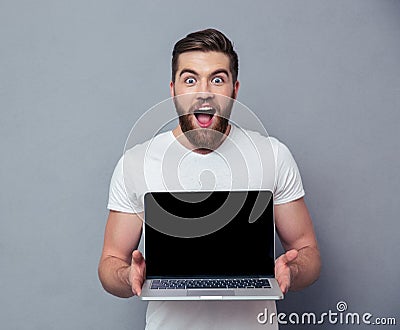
140 190 283 301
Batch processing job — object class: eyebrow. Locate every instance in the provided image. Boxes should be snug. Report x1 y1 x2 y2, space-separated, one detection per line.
210 69 230 77
179 69 198 77
179 69 230 78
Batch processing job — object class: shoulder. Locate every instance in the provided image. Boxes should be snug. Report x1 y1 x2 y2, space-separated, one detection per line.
111 131 174 187
233 127 288 158
125 131 174 152
124 131 174 159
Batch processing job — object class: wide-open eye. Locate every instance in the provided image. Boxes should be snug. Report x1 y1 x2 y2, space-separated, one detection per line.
212 77 224 85
185 77 196 85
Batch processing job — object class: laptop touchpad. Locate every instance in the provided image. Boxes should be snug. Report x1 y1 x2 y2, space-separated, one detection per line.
187 290 235 296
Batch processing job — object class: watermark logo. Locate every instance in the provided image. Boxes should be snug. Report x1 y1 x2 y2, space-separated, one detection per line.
257 300 396 326
336 301 348 312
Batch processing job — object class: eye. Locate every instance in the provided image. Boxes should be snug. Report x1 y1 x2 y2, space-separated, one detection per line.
184 77 196 85
212 77 224 85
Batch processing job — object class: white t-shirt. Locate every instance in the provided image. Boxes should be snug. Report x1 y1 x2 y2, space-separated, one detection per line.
108 125 305 330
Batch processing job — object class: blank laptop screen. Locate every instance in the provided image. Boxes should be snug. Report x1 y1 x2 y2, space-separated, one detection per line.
144 190 274 278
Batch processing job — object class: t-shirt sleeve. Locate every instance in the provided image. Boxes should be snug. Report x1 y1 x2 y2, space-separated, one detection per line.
273 140 305 205
107 156 138 213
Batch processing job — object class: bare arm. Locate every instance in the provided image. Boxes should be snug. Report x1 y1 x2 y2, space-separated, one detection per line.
274 197 321 293
98 210 145 298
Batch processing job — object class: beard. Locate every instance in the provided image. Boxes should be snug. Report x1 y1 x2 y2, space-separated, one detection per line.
178 114 229 151
174 91 235 151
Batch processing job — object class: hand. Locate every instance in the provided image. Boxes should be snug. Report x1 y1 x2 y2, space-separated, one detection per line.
275 249 298 294
129 250 146 296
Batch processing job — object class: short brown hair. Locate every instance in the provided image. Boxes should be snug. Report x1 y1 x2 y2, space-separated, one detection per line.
171 28 239 83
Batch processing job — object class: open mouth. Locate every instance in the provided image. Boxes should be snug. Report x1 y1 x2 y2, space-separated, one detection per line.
193 106 216 128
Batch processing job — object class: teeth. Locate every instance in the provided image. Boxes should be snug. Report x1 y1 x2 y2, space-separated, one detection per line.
198 107 213 111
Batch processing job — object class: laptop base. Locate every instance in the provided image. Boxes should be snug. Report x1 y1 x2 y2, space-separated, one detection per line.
140 278 283 301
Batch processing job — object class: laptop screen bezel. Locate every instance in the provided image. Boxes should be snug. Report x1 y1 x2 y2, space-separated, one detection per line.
143 190 276 279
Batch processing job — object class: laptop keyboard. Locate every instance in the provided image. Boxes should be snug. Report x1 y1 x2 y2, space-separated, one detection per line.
150 278 271 289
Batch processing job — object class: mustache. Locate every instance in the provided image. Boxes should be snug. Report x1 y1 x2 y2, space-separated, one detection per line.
175 100 220 114
191 100 219 110
173 94 235 120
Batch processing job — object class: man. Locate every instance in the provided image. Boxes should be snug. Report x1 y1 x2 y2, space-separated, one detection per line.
98 28 321 329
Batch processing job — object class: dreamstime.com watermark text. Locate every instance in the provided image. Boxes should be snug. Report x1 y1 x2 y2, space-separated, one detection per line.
257 301 396 326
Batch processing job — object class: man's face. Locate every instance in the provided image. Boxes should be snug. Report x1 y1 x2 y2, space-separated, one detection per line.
170 51 240 151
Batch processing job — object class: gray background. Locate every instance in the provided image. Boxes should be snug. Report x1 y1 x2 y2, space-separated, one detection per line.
1 0 399 329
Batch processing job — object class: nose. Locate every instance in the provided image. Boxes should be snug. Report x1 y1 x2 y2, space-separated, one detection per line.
194 79 215 100
195 90 214 103
196 92 215 104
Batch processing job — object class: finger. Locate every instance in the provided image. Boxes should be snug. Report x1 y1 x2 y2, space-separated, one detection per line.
132 278 142 296
131 251 146 296
277 272 290 294
280 281 289 294
275 251 297 294
130 268 144 296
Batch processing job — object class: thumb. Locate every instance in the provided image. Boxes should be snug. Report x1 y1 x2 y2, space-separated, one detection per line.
132 250 144 264
285 249 298 263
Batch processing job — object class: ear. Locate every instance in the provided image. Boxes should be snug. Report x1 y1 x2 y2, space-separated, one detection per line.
232 80 240 99
170 81 175 98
